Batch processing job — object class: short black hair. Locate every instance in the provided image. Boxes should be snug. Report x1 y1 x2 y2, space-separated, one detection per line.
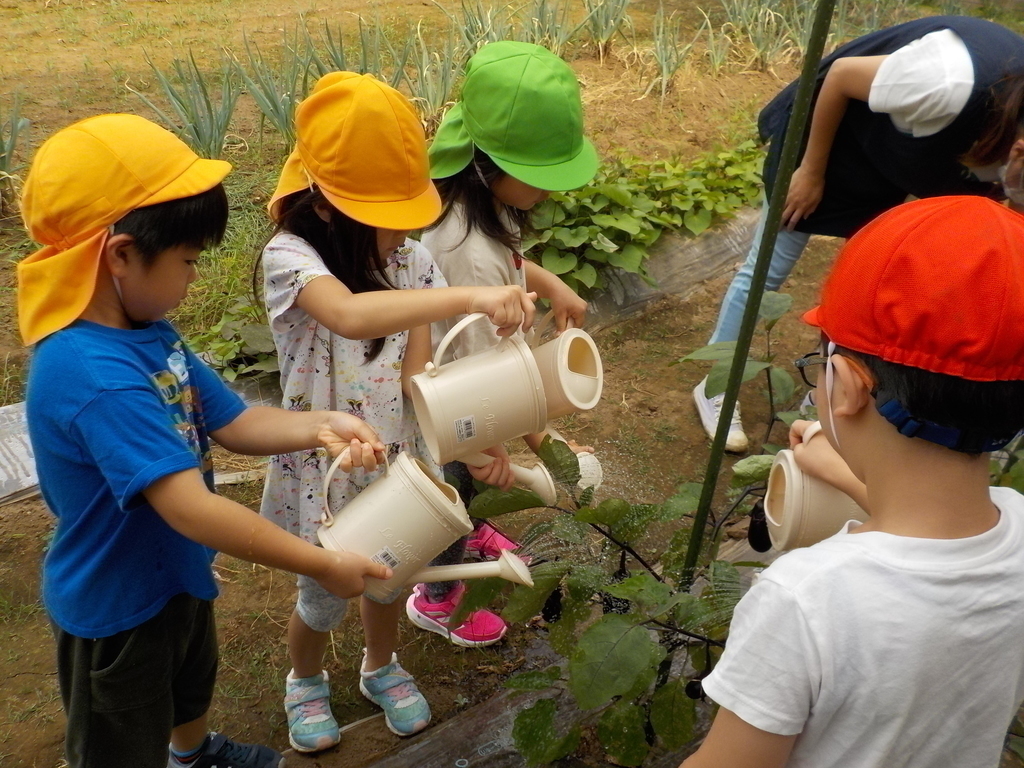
112 184 229 264
837 344 1024 453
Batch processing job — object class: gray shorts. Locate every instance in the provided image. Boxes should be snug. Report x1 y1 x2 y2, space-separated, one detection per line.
296 574 350 632
296 562 407 632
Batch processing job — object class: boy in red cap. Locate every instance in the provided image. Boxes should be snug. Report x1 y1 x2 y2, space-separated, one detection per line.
19 114 394 768
682 196 1024 768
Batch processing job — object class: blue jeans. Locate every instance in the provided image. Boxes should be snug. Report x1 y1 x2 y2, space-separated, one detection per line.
709 206 811 344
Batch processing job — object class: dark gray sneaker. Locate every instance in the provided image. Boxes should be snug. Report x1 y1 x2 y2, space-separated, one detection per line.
168 733 285 768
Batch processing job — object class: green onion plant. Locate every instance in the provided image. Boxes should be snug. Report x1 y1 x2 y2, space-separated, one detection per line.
584 0 631 63
0 93 29 215
237 29 314 147
128 51 240 160
518 0 593 57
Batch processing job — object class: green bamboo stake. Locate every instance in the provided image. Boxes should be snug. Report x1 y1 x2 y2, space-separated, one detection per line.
680 0 837 588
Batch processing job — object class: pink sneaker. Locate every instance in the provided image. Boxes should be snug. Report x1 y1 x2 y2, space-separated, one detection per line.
405 583 507 647
465 523 530 563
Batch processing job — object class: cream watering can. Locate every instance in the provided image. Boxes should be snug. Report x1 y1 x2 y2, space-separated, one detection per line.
528 312 603 418
764 422 868 550
316 449 534 603
409 312 604 504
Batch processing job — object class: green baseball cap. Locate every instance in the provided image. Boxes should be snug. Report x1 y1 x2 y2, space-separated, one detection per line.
429 41 598 191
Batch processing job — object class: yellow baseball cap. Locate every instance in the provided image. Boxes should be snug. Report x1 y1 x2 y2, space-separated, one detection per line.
17 114 231 345
269 72 441 229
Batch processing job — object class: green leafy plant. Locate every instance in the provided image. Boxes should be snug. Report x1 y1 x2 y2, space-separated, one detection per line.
188 297 278 381
0 93 29 215
456 436 745 766
524 141 765 296
458 293 811 763
680 291 799 444
129 51 240 160
991 435 1024 494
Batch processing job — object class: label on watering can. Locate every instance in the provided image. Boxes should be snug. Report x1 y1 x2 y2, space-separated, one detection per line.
454 415 477 442
372 547 401 570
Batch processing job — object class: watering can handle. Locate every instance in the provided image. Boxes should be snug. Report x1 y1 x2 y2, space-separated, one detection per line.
321 446 390 527
527 311 573 349
426 312 508 376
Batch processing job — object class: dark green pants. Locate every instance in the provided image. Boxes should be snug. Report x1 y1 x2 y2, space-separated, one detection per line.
53 593 218 768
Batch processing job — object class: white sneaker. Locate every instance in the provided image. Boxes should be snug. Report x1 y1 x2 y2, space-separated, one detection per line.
799 389 816 417
693 376 749 453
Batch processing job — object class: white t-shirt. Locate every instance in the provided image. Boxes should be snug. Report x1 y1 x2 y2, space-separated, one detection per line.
703 486 1024 768
869 28 974 138
259 232 445 541
423 202 527 362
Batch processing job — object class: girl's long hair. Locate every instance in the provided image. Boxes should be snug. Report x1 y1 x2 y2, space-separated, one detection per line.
963 72 1024 167
254 186 395 362
428 147 532 253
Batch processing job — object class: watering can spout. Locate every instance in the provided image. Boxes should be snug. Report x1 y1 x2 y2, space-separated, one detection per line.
409 550 534 587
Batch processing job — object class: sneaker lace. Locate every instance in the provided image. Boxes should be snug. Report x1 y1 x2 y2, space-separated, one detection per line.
296 696 329 719
212 738 254 765
380 680 418 705
710 392 742 428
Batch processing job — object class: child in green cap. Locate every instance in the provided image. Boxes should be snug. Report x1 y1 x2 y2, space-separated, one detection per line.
411 41 599 645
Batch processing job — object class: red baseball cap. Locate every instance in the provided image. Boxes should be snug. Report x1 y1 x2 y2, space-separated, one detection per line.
803 196 1024 382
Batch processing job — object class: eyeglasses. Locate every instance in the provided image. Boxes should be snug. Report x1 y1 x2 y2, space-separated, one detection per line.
794 351 827 388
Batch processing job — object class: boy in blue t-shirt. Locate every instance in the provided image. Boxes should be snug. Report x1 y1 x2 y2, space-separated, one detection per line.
17 115 401 768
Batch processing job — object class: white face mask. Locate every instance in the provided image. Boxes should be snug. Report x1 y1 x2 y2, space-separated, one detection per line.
999 160 1024 206
824 341 841 450
106 224 127 310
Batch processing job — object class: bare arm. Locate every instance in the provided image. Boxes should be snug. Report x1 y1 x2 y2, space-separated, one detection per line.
296 273 535 341
789 420 869 511
680 708 797 768
212 407 385 460
523 260 588 332
782 55 888 230
145 468 390 598
401 324 432 399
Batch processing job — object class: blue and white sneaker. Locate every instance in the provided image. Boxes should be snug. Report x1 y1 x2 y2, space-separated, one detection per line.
284 669 340 753
359 651 430 736
168 733 284 768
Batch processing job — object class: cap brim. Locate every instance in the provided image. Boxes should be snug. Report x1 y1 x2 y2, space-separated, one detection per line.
148 157 232 208
802 306 822 327
491 137 599 192
322 181 443 231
